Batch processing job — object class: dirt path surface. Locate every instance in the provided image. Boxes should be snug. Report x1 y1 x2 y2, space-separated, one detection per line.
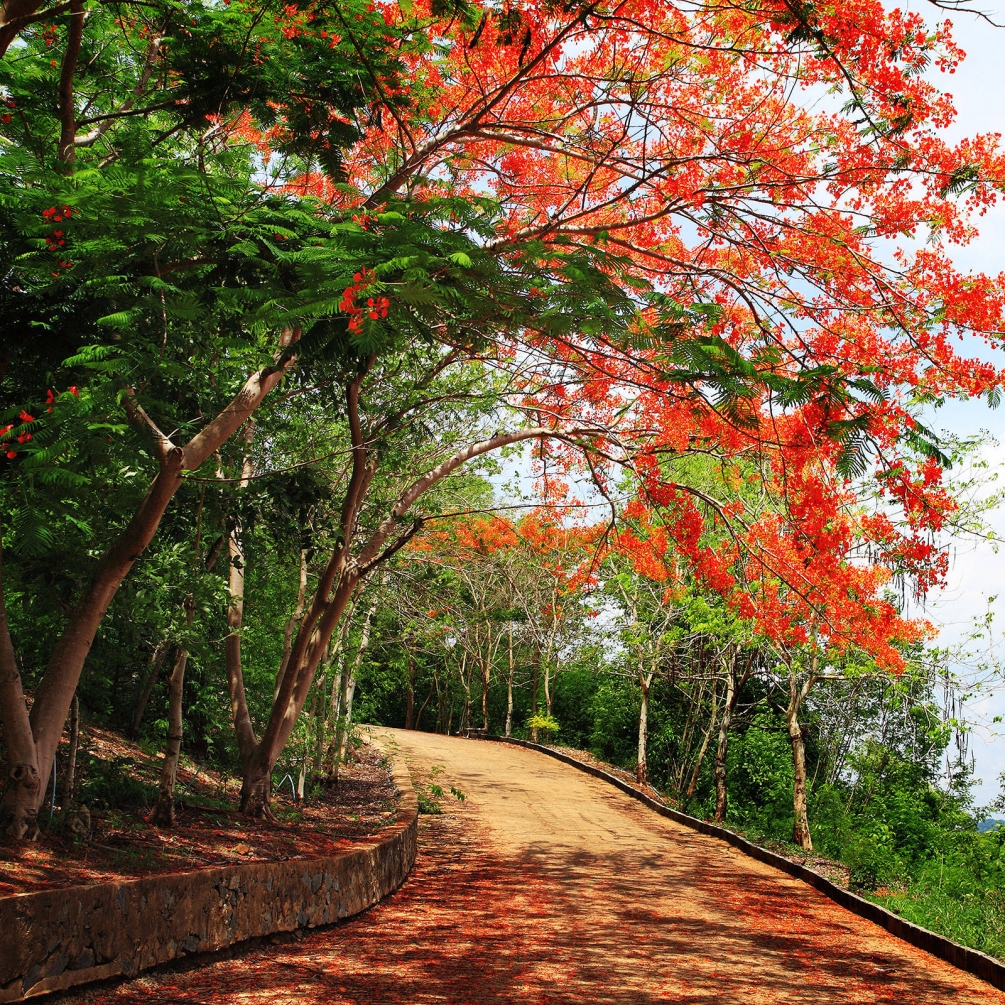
66 728 1005 1004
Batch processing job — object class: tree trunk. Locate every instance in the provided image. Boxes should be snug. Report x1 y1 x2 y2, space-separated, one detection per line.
415 680 434 732
312 671 327 785
329 593 376 784
60 693 79 808
55 0 83 165
152 637 190 827
321 618 350 780
274 548 309 703
505 625 514 738
458 647 471 733
128 640 169 738
786 657 817 851
637 673 652 785
297 686 316 802
240 767 272 819
714 671 735 823
434 668 444 733
226 424 259 768
530 648 539 742
713 649 750 823
789 715 812 850
0 535 41 840
481 645 490 732
404 654 415 730
685 690 717 801
787 699 813 850
340 671 358 765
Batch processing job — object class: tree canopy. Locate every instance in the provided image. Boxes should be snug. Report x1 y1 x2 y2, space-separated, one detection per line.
2 0 1005 837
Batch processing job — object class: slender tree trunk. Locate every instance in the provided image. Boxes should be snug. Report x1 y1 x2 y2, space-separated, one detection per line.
274 549 309 703
129 640 169 738
312 671 326 785
505 625 514 738
787 683 813 850
404 654 415 730
415 680 434 732
434 668 444 734
325 623 353 779
714 691 734 822
152 596 193 827
786 655 818 851
225 425 259 769
481 643 490 732
713 649 754 823
459 649 471 733
686 689 718 801
340 672 358 765
789 713 812 850
637 673 652 785
530 648 539 742
297 687 316 802
332 593 376 776
60 693 79 808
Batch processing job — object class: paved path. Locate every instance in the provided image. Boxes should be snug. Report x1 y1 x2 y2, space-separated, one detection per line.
75 728 1005 1004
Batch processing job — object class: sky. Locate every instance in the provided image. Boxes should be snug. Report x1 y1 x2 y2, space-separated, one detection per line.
895 2 1005 804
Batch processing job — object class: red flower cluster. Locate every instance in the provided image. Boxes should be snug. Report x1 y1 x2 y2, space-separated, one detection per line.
2 410 36 459
42 207 74 271
46 385 77 412
42 205 73 222
2 388 78 458
339 269 389 334
1 96 14 124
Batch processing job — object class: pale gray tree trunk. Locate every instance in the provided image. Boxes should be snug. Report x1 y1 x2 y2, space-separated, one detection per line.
505 624 515 738
153 594 195 827
60 693 79 809
637 672 653 785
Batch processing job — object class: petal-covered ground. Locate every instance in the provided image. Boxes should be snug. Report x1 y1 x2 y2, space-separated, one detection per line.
65 728 1005 1004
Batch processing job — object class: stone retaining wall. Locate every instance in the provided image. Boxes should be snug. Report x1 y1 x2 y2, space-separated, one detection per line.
0 757 417 1002
478 733 1005 992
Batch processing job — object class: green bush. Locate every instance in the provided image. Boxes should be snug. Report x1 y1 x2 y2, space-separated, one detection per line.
78 755 157 811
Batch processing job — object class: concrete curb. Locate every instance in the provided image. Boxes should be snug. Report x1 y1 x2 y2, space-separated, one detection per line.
0 754 418 1002
474 733 1005 992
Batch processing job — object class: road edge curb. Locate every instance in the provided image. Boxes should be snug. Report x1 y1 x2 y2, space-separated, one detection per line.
474 732 1005 992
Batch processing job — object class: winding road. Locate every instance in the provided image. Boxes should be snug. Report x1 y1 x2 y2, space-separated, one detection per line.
71 728 1005 1004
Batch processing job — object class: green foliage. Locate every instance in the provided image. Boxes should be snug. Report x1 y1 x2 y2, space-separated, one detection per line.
526 713 559 737
78 755 156 812
414 768 464 814
416 791 442 815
